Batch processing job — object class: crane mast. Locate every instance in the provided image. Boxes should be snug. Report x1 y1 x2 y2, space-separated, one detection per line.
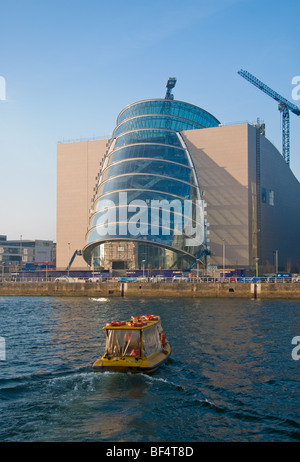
165 77 176 100
238 69 300 167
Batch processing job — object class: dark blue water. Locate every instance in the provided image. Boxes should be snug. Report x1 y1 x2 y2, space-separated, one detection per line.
0 296 299 442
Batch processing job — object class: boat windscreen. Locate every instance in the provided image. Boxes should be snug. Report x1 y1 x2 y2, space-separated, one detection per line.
106 329 141 356
143 323 161 357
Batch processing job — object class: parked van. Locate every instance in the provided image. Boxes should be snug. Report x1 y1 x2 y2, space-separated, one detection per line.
55 276 78 283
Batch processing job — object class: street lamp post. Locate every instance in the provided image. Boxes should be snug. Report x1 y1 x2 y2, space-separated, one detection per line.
255 258 259 278
273 250 278 273
20 235 22 278
142 260 145 278
68 243 70 277
222 239 225 281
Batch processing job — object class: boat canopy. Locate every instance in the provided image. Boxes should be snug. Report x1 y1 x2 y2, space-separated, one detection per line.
106 329 140 356
105 322 162 357
143 324 161 356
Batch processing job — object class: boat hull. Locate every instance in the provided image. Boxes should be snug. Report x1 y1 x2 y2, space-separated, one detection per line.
93 342 171 374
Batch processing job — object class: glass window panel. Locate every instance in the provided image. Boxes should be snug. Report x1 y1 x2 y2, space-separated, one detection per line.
117 100 220 127
94 189 200 211
115 130 182 148
102 159 194 184
91 202 203 231
97 174 196 199
87 221 203 255
87 240 204 271
113 115 203 138
108 144 189 166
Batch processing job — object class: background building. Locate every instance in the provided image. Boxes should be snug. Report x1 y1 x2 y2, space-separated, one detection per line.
0 235 55 274
56 85 300 274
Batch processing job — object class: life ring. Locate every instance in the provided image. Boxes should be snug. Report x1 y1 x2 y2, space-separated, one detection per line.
161 332 166 346
131 316 142 322
107 321 121 326
144 314 158 321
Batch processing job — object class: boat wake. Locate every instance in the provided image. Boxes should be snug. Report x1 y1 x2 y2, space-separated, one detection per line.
89 298 109 302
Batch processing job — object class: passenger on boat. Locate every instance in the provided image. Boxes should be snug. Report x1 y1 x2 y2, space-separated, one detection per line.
122 330 141 356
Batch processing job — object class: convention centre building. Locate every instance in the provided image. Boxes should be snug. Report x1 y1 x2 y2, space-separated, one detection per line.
56 80 300 274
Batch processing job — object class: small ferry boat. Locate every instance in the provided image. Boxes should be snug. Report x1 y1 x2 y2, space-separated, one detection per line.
93 314 171 374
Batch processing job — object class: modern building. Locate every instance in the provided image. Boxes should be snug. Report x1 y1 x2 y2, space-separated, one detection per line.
56 80 300 274
82 93 220 273
0 235 55 273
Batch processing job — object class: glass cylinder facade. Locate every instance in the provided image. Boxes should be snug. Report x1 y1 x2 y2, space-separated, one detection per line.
83 99 219 271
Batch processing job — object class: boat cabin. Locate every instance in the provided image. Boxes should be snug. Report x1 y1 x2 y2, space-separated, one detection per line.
104 317 162 359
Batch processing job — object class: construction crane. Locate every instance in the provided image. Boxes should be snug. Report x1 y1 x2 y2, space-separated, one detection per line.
185 249 210 272
238 69 300 167
165 77 176 100
66 250 82 271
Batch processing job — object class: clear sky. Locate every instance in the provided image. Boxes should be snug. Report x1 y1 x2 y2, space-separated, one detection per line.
0 0 299 241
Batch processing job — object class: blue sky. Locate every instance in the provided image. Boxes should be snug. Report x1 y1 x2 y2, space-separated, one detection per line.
0 0 299 241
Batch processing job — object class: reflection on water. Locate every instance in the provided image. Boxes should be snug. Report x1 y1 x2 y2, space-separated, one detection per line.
0 296 299 442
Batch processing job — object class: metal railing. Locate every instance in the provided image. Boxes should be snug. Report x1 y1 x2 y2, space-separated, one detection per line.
1 276 299 284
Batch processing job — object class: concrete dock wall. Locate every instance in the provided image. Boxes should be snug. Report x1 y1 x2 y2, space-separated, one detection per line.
0 282 299 299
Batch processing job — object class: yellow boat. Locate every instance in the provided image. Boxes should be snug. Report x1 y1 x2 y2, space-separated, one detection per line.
93 314 171 374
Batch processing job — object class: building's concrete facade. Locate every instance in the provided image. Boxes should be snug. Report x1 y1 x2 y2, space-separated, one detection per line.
259 131 300 272
56 139 108 270
183 124 250 271
183 123 300 273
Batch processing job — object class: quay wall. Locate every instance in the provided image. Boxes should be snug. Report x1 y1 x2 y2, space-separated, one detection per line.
0 282 300 299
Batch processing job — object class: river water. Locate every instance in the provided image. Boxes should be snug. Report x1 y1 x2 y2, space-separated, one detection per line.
0 296 299 442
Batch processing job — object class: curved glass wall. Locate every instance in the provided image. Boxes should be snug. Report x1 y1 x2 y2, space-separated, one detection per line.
115 129 182 148
96 174 198 201
83 98 218 270
117 99 220 127
113 115 204 138
101 160 196 185
108 144 189 166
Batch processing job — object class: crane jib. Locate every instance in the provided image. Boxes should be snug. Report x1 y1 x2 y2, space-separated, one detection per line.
238 70 300 114
238 69 300 167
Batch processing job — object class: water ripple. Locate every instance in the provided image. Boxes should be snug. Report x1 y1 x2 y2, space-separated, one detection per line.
0 296 299 442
